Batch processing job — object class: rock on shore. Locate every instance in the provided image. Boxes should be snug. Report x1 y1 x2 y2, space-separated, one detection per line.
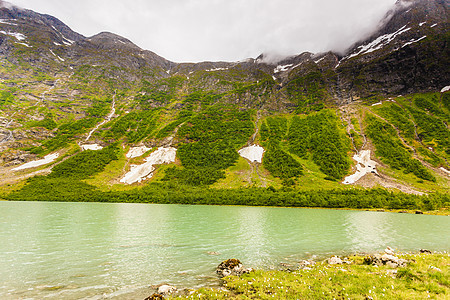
216 259 253 278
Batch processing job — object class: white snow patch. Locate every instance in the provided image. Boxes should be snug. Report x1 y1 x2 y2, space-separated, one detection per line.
0 30 26 40
371 102 382 106
314 57 325 64
440 86 450 93
49 50 64 62
12 153 59 171
50 25 74 45
419 22 427 26
402 36 427 48
440 167 450 175
0 19 17 26
430 23 437 28
126 146 151 158
272 75 277 81
120 147 177 184
291 62 304 70
273 64 293 73
63 36 74 44
343 150 378 184
238 145 265 163
81 144 103 151
53 42 62 46
345 26 411 60
205 67 228 72
16 42 31 47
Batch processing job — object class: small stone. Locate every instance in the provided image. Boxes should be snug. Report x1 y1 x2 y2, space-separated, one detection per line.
157 285 176 295
144 293 164 300
216 259 250 278
385 246 394 255
328 256 343 265
381 254 399 263
429 266 442 272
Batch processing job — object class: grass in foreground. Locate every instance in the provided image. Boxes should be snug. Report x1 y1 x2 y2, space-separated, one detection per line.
171 253 449 299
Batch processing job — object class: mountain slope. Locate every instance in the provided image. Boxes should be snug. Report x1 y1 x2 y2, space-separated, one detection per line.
0 0 448 200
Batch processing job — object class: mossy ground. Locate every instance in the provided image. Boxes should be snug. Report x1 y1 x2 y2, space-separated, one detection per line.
170 253 449 299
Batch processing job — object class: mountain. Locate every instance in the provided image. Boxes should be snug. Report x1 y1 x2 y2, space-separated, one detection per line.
0 0 448 202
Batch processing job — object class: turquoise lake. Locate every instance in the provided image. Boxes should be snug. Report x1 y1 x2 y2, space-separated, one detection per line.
0 201 449 299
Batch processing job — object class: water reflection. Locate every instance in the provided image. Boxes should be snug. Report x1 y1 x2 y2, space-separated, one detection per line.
237 207 268 265
345 211 392 252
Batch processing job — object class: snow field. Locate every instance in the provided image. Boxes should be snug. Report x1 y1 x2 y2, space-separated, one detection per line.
126 146 151 158
343 150 378 185
120 147 177 184
12 153 59 171
81 144 103 151
238 145 265 163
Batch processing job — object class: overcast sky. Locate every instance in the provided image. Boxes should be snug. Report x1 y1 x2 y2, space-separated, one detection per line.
10 0 397 62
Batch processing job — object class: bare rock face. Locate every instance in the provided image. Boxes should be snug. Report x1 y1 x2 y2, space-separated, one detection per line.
144 293 164 300
363 253 408 268
1 150 36 166
216 259 253 278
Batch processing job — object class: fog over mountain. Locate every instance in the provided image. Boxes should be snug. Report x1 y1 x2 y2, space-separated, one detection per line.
9 0 396 62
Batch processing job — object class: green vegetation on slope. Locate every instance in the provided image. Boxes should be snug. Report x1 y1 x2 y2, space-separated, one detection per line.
365 114 436 182
261 110 350 181
407 106 449 158
28 113 57 130
101 109 159 143
285 70 327 113
263 144 304 180
260 116 304 181
49 144 119 179
295 110 350 180
28 118 99 155
165 104 254 186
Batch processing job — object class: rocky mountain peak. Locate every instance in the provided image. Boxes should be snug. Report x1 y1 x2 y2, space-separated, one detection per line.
0 0 16 9
86 31 140 50
0 1 84 43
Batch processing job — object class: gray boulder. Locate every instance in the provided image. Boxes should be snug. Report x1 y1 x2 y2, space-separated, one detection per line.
216 259 253 278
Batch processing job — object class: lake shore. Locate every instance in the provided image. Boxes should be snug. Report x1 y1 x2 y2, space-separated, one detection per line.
156 251 449 299
1 197 448 216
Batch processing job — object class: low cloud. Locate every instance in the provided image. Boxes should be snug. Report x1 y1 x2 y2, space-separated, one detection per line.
11 0 397 62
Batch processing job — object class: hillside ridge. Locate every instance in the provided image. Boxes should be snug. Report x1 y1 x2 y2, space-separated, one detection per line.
0 0 448 201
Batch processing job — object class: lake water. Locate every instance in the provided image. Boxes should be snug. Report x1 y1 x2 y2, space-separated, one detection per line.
0 201 449 299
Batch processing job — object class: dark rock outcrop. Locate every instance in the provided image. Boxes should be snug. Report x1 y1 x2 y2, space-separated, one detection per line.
216 259 253 278
363 253 409 268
